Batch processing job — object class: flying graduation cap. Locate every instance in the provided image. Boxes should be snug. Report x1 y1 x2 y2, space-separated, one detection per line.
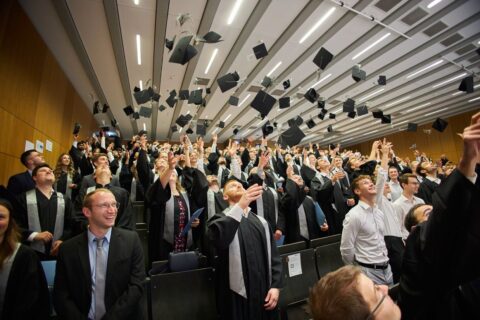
378 75 387 85
278 125 305 147
188 89 203 105
306 118 316 129
229 96 239 106
73 122 81 135
343 98 355 113
381 114 391 124
217 71 240 92
458 75 474 93
123 105 134 116
133 87 155 104
287 116 303 127
279 96 290 109
250 90 276 118
169 35 198 65
165 36 175 51
313 47 333 70
179 90 190 100
198 31 223 43
253 43 268 59
352 65 366 82
304 88 319 103
407 123 418 132
261 76 273 88
262 121 274 137
282 79 291 90
432 118 448 132
356 104 368 116
139 106 152 118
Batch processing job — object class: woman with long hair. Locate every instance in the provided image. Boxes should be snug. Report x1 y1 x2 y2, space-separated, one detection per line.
0 198 50 319
53 153 81 201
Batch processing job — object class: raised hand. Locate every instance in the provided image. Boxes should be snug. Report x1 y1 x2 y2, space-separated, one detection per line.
167 152 178 170
258 151 270 169
238 184 264 209
458 111 480 177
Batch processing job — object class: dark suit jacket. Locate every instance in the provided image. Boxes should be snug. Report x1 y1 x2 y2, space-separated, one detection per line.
53 227 145 320
7 170 35 195
417 178 440 205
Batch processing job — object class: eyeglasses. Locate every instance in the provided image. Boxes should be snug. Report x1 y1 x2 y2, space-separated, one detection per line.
365 287 387 320
94 202 119 210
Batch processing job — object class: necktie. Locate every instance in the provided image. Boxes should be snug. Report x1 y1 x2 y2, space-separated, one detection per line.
95 238 106 320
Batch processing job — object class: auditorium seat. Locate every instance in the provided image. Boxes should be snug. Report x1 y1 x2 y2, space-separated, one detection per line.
314 242 344 279
133 201 145 224
277 240 307 255
136 229 149 269
150 267 217 320
278 248 318 320
309 234 341 249
41 260 56 316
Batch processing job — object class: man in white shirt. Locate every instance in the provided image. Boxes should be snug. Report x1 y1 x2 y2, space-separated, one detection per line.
388 167 402 202
393 173 425 239
340 173 393 285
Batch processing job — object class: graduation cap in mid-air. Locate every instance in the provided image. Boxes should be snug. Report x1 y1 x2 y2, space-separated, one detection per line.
217 71 240 92
278 125 305 147
253 43 268 59
250 90 276 118
313 47 333 70
432 118 448 132
169 35 198 65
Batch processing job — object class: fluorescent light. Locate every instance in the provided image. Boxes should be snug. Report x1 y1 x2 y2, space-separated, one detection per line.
352 33 391 60
186 110 190 115
359 88 385 102
267 61 282 77
136 34 141 65
425 107 448 117
143 123 146 130
469 96 480 102
243 129 251 136
406 60 444 79
299 7 336 44
343 137 354 142
385 96 411 107
362 130 378 136
452 84 480 96
432 73 467 88
407 102 431 112
139 80 143 90
239 94 251 106
427 0 442 9
204 48 218 74
312 73 332 87
179 128 182 133
227 0 243 25
396 120 408 126
212 127 219 134
133 0 139 5
224 114 232 122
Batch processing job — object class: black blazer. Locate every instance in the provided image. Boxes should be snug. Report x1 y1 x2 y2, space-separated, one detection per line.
53 227 145 320
7 170 35 195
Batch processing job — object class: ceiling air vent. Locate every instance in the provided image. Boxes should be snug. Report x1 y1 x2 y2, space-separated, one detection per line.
455 44 476 55
423 21 448 37
468 55 480 63
247 85 262 93
271 89 285 96
374 0 401 12
440 33 464 47
401 7 428 26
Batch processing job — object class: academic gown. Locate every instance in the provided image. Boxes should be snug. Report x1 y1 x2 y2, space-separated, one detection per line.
416 178 440 205
55 171 82 202
1 244 50 320
208 209 283 320
309 174 339 235
247 174 281 232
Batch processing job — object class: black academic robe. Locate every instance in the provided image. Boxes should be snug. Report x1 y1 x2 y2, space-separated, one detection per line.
1 244 50 320
55 171 82 202
399 170 480 320
417 178 440 205
247 174 281 232
309 174 339 235
7 170 35 195
69 145 84 172
208 209 283 320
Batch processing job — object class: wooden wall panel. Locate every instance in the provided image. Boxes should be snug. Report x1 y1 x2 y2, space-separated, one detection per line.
0 0 99 186
348 110 479 163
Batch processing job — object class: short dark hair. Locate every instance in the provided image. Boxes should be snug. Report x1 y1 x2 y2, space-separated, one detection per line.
32 163 52 177
404 203 427 232
399 173 417 188
416 162 427 178
92 153 108 165
20 149 36 167
351 175 372 193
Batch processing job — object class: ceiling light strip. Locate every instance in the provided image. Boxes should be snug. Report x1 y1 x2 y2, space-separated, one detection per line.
469 96 480 102
407 102 431 112
227 0 243 25
312 73 332 87
352 33 391 60
136 34 141 65
406 60 443 79
385 96 411 107
205 48 218 74
427 0 442 9
432 73 467 88
452 84 480 96
424 107 448 117
139 80 143 90
359 88 385 102
267 61 282 77
238 94 251 106
299 7 336 44
224 114 232 122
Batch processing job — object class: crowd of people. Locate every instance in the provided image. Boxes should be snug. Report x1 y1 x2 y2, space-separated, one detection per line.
0 111 478 319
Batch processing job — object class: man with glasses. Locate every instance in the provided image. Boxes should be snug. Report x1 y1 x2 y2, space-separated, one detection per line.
393 173 424 240
54 188 145 320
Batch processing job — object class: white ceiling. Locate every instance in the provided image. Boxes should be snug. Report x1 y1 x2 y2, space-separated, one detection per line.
19 0 480 146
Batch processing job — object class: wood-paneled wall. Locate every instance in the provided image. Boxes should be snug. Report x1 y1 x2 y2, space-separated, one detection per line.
348 109 479 163
0 0 98 186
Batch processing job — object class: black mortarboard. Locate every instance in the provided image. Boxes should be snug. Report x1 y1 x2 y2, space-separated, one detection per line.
318 113 325 120
123 105 134 116
217 71 240 92
313 47 333 70
100 126 110 132
343 98 355 113
233 128 239 135
165 36 175 51
152 93 160 102
93 101 100 114
352 65 366 82
111 119 117 127
320 108 328 115
186 127 193 134
381 114 391 124
229 96 239 106
169 35 198 65
218 121 225 128
356 104 368 116
199 31 222 43
139 106 152 118
184 114 193 122
279 96 290 109
133 87 155 104
306 119 316 129
102 104 109 113
179 90 190 100
253 43 268 59
133 86 140 92
261 76 273 88
132 112 140 120
329 113 336 119
304 88 319 103
317 100 325 109
407 123 418 132
73 122 81 135
288 116 303 127
250 90 276 118
206 87 211 94
196 123 206 136
347 111 356 119
159 104 166 112
372 110 384 119
432 118 448 132
202 98 207 107
262 122 274 137
171 125 177 132
327 125 333 132
166 95 177 108
458 76 474 93
169 90 177 97
188 89 203 105
278 125 305 147
283 79 291 90
359 160 377 176
378 75 387 85
176 115 190 127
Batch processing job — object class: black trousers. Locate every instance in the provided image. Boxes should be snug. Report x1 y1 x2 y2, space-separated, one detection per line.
384 236 405 283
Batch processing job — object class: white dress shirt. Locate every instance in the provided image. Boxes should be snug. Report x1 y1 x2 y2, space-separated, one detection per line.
340 200 389 265
393 194 425 239
376 169 403 238
388 180 403 202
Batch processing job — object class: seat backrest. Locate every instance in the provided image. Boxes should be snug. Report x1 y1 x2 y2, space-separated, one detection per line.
277 240 307 255
136 229 149 269
150 267 217 320
133 203 145 223
278 248 318 313
309 234 341 249
314 242 344 278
